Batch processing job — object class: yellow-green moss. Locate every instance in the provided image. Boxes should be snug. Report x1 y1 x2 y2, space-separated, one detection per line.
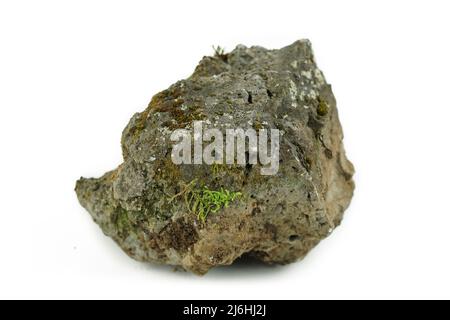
317 98 329 116
210 163 246 177
115 208 132 237
253 119 263 131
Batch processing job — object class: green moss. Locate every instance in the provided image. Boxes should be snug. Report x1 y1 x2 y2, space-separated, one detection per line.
185 185 242 222
211 163 219 175
211 163 224 175
115 208 132 237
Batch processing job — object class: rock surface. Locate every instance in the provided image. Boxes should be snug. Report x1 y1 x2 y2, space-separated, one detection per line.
75 40 355 275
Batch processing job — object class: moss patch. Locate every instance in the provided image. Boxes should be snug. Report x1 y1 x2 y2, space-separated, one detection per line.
317 98 329 116
151 87 206 130
186 185 242 222
113 207 133 238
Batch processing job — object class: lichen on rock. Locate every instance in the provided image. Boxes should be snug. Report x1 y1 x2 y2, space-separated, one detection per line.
75 40 355 275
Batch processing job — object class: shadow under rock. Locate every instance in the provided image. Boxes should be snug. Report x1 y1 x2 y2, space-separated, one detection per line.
206 254 291 279
138 253 294 278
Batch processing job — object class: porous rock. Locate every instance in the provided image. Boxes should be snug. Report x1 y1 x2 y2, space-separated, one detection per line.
75 40 355 275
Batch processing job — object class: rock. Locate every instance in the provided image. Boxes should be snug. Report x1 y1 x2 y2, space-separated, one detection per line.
75 40 355 275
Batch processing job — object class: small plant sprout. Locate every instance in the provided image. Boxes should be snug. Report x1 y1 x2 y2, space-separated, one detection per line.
213 45 228 63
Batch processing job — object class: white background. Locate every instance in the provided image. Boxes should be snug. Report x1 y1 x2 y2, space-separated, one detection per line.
1 0 449 300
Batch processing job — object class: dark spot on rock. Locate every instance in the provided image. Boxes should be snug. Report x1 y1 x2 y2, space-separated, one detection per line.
307 115 324 136
244 151 253 181
247 91 253 104
292 142 312 172
252 207 262 216
161 220 198 252
264 223 278 241
317 134 333 159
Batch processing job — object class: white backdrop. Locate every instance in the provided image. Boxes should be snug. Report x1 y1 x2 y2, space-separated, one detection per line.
1 0 449 299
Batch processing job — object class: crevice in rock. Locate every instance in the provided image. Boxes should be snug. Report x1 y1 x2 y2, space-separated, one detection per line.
246 91 253 104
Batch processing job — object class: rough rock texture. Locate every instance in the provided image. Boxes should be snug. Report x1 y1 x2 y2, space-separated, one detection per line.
75 40 355 275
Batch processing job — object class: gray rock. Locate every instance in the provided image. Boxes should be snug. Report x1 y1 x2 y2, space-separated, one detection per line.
75 40 355 275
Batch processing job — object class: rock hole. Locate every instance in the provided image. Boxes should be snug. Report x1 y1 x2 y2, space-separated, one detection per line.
289 235 300 242
245 151 250 163
245 162 253 174
267 89 273 98
252 207 261 215
243 151 253 183
247 91 253 104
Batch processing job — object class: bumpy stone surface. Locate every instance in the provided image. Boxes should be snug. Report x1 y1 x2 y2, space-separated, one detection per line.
75 40 355 275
